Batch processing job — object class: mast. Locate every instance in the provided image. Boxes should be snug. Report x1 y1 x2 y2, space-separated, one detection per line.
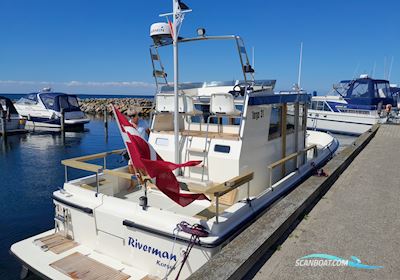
173 0 180 165
297 42 303 89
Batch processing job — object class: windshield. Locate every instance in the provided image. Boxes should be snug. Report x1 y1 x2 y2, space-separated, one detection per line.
59 95 80 111
16 93 38 105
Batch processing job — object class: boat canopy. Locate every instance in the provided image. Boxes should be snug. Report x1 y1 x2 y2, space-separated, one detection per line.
17 92 81 112
0 96 19 114
340 77 394 106
40 92 81 112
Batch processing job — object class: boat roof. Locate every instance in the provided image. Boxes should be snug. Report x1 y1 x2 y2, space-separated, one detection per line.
34 92 77 98
340 77 390 85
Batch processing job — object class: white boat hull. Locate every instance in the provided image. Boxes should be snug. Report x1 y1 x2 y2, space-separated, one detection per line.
307 110 386 135
10 131 338 280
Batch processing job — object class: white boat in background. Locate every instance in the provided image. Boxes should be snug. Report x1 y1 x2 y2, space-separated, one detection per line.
0 95 27 135
14 88 90 131
306 75 395 135
10 2 338 279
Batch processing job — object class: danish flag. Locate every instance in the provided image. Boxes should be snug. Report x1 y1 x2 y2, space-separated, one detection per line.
112 106 209 207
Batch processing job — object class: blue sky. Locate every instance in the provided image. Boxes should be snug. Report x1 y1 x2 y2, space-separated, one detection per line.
0 0 399 95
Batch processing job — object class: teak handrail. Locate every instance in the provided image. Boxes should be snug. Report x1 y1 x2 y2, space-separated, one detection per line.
267 144 318 189
205 171 254 223
61 149 137 195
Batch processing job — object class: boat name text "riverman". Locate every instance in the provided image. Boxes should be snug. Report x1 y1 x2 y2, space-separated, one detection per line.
128 237 177 261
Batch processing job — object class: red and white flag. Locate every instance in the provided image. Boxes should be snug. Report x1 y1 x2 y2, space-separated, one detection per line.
112 106 209 207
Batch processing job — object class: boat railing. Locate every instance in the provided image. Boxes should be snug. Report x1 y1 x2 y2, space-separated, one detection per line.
61 149 137 196
204 171 254 223
267 144 318 190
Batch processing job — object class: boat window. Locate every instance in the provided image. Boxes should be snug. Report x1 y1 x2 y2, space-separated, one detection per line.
17 94 38 105
316 101 324 111
286 104 295 135
268 105 281 140
59 96 70 109
351 81 369 97
323 102 331 111
214 144 231 153
375 82 390 98
68 96 80 109
311 101 317 110
41 96 56 109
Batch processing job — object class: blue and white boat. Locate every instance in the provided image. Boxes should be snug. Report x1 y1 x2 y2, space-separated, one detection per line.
307 75 393 135
14 88 90 131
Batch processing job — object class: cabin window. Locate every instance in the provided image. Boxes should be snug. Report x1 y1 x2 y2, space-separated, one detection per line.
268 105 281 140
316 101 324 111
352 82 369 97
68 96 80 109
375 82 390 98
311 101 317 110
59 97 70 109
214 144 231 153
41 96 55 109
286 104 295 135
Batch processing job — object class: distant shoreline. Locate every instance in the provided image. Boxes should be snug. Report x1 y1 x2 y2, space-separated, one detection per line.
1 93 155 101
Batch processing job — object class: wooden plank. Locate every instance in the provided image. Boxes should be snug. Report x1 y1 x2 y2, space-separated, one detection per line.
205 172 253 197
35 233 79 254
268 152 298 170
66 149 125 162
104 169 136 181
62 160 103 173
50 252 130 280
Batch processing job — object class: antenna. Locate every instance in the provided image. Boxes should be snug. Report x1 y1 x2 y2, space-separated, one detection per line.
372 61 376 77
252 46 255 71
352 62 360 79
297 42 303 89
384 56 387 79
388 56 394 80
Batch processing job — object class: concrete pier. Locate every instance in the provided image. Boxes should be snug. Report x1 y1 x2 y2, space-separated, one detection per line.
253 124 400 280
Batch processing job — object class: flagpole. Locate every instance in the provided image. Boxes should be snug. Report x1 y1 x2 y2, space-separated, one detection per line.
173 0 180 166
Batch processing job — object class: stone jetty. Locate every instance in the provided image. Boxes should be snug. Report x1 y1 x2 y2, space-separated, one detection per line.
79 97 154 116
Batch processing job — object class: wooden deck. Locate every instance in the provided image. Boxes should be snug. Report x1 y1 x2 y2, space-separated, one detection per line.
34 233 79 254
50 252 130 280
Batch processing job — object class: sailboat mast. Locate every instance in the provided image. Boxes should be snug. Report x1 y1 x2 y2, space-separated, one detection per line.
173 0 180 165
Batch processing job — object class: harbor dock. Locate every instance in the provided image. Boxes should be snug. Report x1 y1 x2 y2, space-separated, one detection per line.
189 124 400 280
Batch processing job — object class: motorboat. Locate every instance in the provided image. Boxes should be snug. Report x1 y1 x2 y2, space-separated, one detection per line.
0 95 27 135
305 75 393 135
14 88 90 131
10 2 339 279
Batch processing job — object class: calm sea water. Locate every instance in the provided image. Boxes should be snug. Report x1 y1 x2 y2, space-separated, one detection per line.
0 117 132 279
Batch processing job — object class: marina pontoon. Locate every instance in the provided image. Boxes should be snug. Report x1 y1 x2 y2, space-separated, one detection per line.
10 1 338 279
14 88 90 131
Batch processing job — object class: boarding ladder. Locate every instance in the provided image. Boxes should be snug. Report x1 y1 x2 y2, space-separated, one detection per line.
185 135 211 181
150 46 169 91
235 37 255 83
